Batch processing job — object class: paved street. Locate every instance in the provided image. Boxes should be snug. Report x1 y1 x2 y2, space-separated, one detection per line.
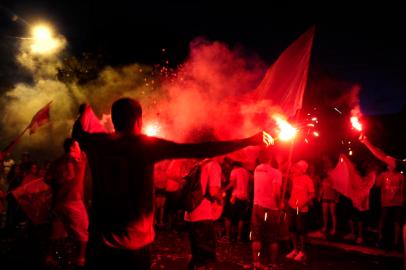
0 225 403 270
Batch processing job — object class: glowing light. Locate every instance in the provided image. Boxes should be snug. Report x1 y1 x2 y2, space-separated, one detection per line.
144 123 160 136
30 24 61 54
311 117 318 122
349 150 353 156
264 212 268 221
334 107 342 114
304 138 309 144
340 157 344 163
273 116 297 142
313 131 319 137
350 116 363 132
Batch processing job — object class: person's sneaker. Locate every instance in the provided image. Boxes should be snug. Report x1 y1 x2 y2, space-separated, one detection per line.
293 251 306 262
356 236 364 244
285 249 298 259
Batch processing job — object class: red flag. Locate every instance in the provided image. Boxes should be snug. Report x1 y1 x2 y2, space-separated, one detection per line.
28 101 52 135
11 178 52 224
254 26 315 117
328 154 375 211
80 105 108 133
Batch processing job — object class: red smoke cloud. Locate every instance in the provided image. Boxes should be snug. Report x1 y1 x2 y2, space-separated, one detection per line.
147 39 283 142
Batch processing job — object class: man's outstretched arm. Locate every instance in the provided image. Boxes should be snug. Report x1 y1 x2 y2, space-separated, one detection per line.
151 131 273 161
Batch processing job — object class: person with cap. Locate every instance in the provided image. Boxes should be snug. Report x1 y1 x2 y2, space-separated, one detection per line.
285 160 315 263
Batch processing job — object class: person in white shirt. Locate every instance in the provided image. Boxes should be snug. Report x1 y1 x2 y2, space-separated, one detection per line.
251 151 282 268
224 161 251 242
184 159 223 270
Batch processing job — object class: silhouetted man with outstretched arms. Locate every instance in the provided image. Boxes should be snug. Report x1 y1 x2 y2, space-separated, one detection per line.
72 97 273 270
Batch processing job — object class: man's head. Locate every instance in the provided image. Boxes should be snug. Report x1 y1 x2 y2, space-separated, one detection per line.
293 160 308 175
64 138 81 159
111 98 143 133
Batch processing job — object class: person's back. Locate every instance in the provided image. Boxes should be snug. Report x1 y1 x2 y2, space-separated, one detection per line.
81 132 165 249
377 169 404 207
231 166 250 201
254 163 282 210
184 159 222 222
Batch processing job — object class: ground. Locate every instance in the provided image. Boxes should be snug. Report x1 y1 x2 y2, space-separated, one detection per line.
0 224 402 270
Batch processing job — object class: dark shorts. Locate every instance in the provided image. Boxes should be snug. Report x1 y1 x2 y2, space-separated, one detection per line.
165 191 180 213
87 243 151 270
230 199 250 222
187 221 216 268
222 192 233 219
288 207 308 235
155 188 167 197
381 206 403 224
251 205 280 243
351 207 368 222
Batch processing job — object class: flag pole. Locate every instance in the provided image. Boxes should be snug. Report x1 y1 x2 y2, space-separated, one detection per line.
281 109 301 203
1 126 29 155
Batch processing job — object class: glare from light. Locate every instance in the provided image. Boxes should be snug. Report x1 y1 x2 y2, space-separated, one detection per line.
144 123 160 136
273 115 298 142
30 24 61 54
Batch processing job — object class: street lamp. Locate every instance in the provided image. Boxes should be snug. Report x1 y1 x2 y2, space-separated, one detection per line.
30 24 61 54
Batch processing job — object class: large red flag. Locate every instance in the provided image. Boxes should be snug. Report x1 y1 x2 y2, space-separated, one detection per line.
328 154 375 211
11 178 52 224
28 101 52 135
254 26 315 117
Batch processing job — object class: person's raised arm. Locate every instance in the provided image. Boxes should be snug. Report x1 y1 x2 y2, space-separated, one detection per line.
359 134 396 168
71 104 96 150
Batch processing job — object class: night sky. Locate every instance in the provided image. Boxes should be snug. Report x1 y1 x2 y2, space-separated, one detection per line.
1 1 405 115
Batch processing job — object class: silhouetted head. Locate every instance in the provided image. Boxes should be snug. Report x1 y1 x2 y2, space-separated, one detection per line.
63 138 81 159
111 98 143 133
293 160 308 175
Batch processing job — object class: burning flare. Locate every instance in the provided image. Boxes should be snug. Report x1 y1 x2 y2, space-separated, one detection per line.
350 116 362 132
273 115 297 142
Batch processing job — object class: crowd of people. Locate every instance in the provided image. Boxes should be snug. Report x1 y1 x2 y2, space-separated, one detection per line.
0 97 405 270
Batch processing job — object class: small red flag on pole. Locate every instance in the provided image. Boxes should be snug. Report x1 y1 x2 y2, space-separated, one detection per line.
28 101 52 135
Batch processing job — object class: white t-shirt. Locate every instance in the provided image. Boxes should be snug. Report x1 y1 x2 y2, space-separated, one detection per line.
184 160 222 222
230 167 250 200
253 163 282 210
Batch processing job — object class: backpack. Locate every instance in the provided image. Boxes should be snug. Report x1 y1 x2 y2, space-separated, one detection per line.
176 159 212 212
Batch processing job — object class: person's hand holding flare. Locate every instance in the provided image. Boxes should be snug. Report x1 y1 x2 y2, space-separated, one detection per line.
262 131 274 146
